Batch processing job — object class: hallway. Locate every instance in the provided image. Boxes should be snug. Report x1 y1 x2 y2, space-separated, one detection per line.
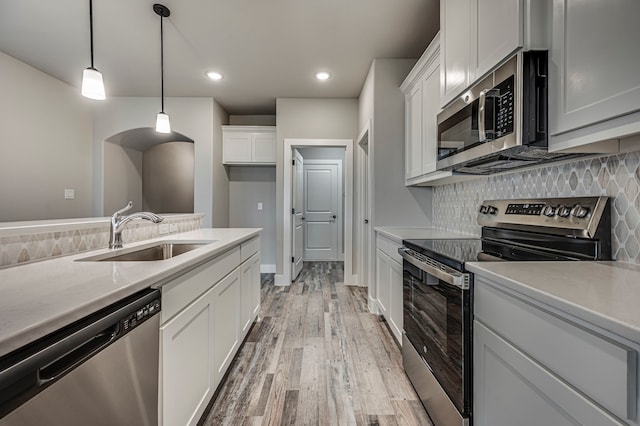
200 262 432 425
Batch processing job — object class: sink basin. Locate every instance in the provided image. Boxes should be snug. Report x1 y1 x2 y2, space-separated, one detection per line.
78 241 216 262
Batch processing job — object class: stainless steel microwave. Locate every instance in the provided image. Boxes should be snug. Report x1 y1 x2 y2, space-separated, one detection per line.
436 51 577 174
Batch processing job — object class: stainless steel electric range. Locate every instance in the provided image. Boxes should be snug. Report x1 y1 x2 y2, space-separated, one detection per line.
399 196 612 426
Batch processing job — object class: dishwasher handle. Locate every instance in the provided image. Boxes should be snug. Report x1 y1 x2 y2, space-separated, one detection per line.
37 323 119 384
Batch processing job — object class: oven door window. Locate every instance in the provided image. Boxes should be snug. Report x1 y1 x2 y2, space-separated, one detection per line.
403 264 468 414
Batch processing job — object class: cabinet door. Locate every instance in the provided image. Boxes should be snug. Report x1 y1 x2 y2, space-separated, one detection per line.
405 82 424 179
441 0 470 106
388 257 403 344
240 258 253 336
471 0 522 82
375 249 390 317
160 289 215 426
250 253 261 320
422 60 440 174
252 132 277 164
549 0 640 138
474 321 623 426
223 132 252 163
213 269 241 383
240 253 261 335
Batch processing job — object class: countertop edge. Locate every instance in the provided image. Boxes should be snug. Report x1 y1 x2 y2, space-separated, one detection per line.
375 226 478 243
466 262 640 344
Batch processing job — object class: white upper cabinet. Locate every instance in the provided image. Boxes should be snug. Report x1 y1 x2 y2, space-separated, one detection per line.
222 126 276 165
441 0 471 107
441 0 547 107
402 34 441 183
470 0 522 83
548 0 640 152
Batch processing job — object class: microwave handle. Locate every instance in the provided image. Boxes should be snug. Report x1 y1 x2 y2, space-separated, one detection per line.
478 89 487 141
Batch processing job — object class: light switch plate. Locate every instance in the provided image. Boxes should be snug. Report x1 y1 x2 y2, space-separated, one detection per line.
64 189 75 200
257 202 263 211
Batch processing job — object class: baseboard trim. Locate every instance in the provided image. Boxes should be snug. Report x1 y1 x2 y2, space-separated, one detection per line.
274 274 290 286
260 264 276 274
368 295 380 315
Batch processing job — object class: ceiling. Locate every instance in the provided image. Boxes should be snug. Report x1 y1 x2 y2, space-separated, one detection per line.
0 0 439 115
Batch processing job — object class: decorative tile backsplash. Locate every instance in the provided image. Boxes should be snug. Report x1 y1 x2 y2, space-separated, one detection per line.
0 215 203 268
433 151 640 264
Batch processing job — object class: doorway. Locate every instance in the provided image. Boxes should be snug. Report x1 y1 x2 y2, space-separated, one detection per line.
282 139 354 285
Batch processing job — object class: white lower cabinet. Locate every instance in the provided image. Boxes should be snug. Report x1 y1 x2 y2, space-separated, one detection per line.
474 275 637 426
160 288 215 426
375 233 403 344
213 269 242 383
159 237 261 426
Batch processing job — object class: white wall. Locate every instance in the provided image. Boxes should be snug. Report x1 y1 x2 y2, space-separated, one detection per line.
212 102 230 227
103 143 143 215
92 97 227 227
275 98 358 276
0 51 93 221
229 167 276 269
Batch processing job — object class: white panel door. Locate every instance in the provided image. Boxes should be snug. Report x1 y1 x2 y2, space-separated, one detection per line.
252 132 276 163
441 0 470 106
291 149 304 279
405 82 423 179
422 60 440 174
212 269 241 383
303 163 339 261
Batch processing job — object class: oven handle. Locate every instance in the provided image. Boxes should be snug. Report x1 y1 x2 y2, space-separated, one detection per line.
398 247 469 290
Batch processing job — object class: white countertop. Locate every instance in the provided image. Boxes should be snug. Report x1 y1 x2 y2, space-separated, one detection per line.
467 261 640 343
0 228 260 358
375 226 477 243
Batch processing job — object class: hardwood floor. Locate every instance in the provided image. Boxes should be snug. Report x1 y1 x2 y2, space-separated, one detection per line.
199 261 432 426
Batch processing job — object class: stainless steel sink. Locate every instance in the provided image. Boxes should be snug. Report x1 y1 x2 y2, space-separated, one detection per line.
78 241 216 262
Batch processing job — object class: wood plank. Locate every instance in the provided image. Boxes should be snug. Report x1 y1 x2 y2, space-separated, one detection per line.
199 263 432 426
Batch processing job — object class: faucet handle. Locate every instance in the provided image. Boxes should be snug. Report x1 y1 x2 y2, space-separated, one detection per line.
113 201 134 218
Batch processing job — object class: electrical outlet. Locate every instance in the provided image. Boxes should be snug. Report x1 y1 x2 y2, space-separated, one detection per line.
64 189 75 200
159 224 170 235
454 205 461 218
257 202 263 211
169 223 177 233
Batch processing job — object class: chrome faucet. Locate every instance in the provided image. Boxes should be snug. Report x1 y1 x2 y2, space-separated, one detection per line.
109 201 164 249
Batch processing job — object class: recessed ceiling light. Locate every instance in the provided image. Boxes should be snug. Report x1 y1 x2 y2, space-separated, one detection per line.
206 71 223 81
315 72 330 81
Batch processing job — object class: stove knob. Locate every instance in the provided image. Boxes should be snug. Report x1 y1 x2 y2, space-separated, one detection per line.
488 206 498 215
557 205 571 218
571 205 590 218
542 206 556 217
479 205 488 214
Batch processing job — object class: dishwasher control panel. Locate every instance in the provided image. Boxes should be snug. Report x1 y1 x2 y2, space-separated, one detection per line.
120 298 161 336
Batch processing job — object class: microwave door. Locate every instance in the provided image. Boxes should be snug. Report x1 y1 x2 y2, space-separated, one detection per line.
437 102 481 161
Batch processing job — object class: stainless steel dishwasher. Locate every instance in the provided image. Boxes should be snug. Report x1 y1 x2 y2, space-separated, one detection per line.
0 288 160 426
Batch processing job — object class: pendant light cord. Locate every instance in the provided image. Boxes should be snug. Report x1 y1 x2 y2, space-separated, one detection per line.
160 13 164 113
89 0 95 69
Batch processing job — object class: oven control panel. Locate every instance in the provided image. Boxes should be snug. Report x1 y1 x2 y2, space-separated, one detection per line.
477 197 609 236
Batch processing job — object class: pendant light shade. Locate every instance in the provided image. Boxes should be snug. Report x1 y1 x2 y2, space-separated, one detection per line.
154 4 171 133
81 0 105 100
156 112 171 133
82 68 105 100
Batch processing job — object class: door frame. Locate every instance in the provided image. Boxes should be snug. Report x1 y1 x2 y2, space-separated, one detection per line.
303 159 343 261
280 138 354 285
357 122 371 292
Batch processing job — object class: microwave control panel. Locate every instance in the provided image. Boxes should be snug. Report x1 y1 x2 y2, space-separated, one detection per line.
494 76 515 138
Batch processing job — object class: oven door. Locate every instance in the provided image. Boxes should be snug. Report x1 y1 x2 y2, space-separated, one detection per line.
402 257 472 417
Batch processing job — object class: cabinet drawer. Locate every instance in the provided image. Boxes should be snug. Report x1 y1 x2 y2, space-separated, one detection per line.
240 237 260 262
475 278 637 421
376 234 402 265
161 246 241 323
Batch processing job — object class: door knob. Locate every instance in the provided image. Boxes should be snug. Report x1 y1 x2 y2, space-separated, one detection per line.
332 215 337 219
364 219 369 224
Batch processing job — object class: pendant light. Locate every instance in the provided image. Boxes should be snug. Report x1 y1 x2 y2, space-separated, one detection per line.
154 4 171 133
81 0 106 100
